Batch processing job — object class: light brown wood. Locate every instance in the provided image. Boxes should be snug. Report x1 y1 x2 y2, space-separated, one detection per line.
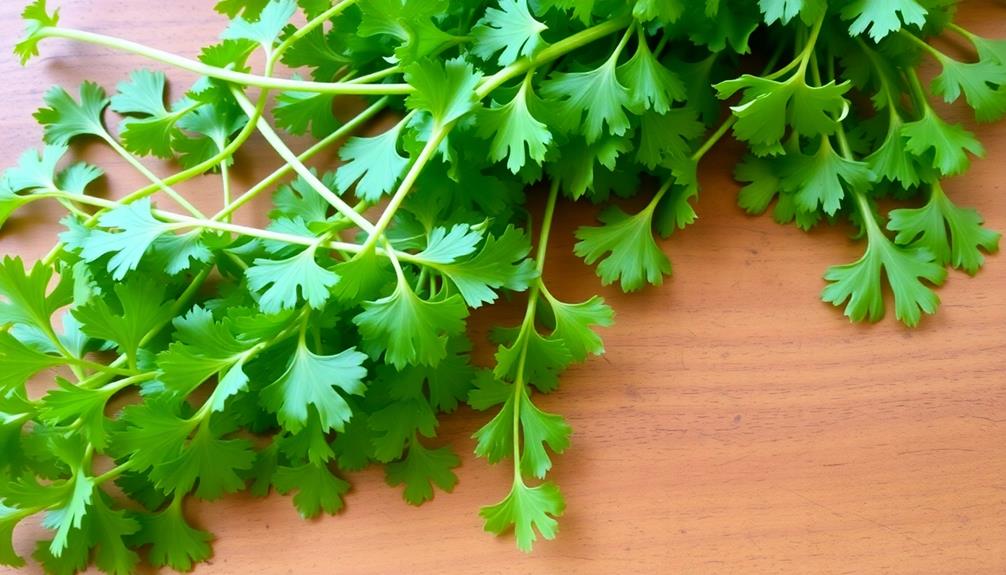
1 3 1003 574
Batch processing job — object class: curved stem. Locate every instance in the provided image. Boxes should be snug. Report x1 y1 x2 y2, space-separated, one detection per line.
37 27 412 95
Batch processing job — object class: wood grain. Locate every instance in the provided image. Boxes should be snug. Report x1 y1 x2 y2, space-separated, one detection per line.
1 3 1003 574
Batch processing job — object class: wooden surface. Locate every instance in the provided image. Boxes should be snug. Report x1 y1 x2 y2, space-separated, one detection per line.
1 2 1004 574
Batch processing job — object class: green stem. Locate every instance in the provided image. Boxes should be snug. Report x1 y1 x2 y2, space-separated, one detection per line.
103 135 205 218
273 0 360 57
690 116 736 163
229 87 376 233
37 27 412 95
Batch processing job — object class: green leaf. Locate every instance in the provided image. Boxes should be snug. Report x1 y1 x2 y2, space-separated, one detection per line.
888 183 1000 275
72 277 175 366
866 116 921 188
156 306 252 401
5 145 66 192
633 0 685 23
110 70 187 159
0 504 27 567
472 0 548 67
33 82 110 146
112 400 196 473
542 293 613 362
385 440 459 505
335 121 410 202
368 399 438 462
0 256 72 331
14 0 59 65
42 474 94 557
735 155 782 215
358 0 462 62
780 138 874 215
930 58 1006 123
79 198 173 280
517 390 571 479
133 504 212 572
214 0 269 18
221 0 297 50
574 205 671 292
260 342 367 434
823 207 947 327
405 57 483 126
758 0 826 25
480 480 565 553
617 33 685 114
542 57 632 143
716 74 851 148
354 282 468 369
901 109 984 177
415 224 482 264
0 332 64 395
433 225 537 308
87 494 140 575
246 247 340 313
478 80 553 173
493 325 572 394
273 463 349 518
274 88 338 138
840 0 927 42
39 378 113 451
149 426 255 500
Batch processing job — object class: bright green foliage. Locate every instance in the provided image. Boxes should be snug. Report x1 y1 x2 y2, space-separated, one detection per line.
260 342 368 433
480 480 565 553
2 0 1004 567
840 0 928 42
902 109 984 176
246 247 339 312
336 121 410 201
273 463 350 518
888 184 1001 275
34 82 110 146
354 282 468 368
385 439 460 505
575 205 671 292
473 0 548 66
479 79 553 173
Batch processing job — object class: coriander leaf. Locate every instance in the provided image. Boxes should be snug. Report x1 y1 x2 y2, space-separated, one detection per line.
113 400 197 473
537 0 594 24
541 57 632 143
335 121 410 202
246 247 340 313
547 135 632 200
56 162 103 196
902 109 984 177
33 82 110 146
274 88 338 138
1 504 27 567
272 463 349 519
0 256 72 330
758 0 826 25
542 293 613 361
110 70 186 158
260 342 368 433
385 440 459 505
79 198 173 280
415 224 482 264
221 0 297 51
149 426 255 500
823 209 946 326
87 493 141 575
0 332 64 395
358 0 462 62
478 80 553 173
866 115 920 188
354 283 468 369
332 249 394 302
214 0 269 19
4 145 66 192
480 480 565 553
39 378 113 451
0 184 30 230
156 306 252 400
716 75 851 147
405 57 483 126
14 0 59 65
472 0 548 67
840 0 927 42
72 277 175 367
390 336 475 412
280 22 348 81
888 183 1001 275
633 0 685 23
368 399 438 462
781 138 874 215
617 33 685 114
133 505 212 573
433 225 537 308
493 325 572 394
176 100 247 168
42 474 93 557
517 390 570 479
151 230 214 275
735 155 782 215
930 58 1006 123
574 205 671 292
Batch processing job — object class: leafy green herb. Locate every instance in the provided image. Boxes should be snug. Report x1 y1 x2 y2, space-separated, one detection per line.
0 0 1002 570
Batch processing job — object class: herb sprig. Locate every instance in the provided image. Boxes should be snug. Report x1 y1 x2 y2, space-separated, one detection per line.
1 0 1002 571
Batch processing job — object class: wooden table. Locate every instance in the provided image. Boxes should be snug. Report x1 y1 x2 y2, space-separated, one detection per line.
1 2 1003 574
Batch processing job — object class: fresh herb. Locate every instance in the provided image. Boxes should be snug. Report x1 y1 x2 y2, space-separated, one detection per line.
0 0 1002 570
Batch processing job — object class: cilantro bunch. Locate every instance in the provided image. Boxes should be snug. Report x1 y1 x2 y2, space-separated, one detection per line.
1 0 1002 571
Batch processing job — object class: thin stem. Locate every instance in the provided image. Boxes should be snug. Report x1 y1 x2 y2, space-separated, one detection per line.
103 136 205 218
230 87 376 233
37 27 412 95
690 116 737 163
220 160 232 221
273 0 360 57
216 96 389 221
